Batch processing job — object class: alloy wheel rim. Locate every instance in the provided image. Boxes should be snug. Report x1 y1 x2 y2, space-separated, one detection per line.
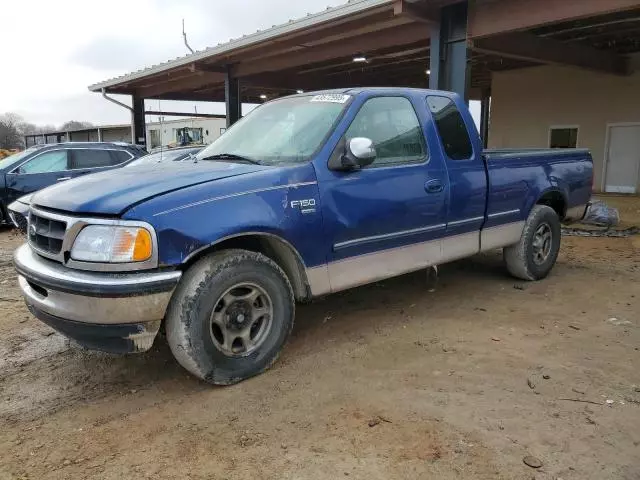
209 283 273 357
532 223 553 265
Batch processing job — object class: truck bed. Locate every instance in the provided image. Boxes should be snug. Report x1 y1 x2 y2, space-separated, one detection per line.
482 147 593 226
484 148 591 160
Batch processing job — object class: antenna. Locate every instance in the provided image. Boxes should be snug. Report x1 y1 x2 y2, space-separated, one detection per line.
182 19 195 54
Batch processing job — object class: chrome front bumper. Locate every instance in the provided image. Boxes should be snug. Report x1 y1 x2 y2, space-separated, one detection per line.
14 244 182 352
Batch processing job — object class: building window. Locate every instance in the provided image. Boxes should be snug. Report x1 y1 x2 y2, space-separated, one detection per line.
174 127 203 145
549 127 578 148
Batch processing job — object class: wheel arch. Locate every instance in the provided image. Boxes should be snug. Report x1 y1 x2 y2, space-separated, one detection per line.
181 232 312 302
535 188 567 220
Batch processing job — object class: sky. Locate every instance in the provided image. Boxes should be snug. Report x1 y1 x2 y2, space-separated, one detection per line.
0 0 480 129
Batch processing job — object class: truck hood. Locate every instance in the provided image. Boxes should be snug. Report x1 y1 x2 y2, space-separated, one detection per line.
31 161 266 215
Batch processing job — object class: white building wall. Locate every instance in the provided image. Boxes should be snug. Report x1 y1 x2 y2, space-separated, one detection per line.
146 117 227 148
489 65 640 193
100 127 132 143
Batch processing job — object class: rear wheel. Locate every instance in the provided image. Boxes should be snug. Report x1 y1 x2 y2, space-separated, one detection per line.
503 205 561 281
165 249 295 385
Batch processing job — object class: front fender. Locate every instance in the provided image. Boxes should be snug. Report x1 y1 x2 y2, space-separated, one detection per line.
123 165 325 269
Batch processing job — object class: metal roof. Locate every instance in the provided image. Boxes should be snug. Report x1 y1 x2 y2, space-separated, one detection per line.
88 0 394 92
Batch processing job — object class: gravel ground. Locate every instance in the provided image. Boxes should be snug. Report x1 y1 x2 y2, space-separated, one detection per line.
0 197 638 480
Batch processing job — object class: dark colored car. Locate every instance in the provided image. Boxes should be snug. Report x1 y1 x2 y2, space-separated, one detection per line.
126 146 203 167
0 142 146 228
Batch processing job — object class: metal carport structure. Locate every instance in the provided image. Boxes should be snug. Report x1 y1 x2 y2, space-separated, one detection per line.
89 0 640 149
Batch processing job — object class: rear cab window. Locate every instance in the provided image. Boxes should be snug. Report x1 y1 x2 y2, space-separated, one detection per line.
426 96 473 160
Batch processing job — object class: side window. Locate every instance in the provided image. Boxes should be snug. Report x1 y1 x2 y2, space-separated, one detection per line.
19 150 69 174
71 149 117 169
426 96 473 160
345 97 427 167
110 150 133 165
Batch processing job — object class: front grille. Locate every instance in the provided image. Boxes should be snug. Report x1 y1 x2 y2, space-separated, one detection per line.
28 212 67 255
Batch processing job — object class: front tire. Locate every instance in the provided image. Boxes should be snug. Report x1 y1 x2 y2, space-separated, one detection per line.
503 205 561 281
165 249 295 385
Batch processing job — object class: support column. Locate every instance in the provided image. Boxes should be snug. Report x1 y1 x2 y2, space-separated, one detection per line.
132 96 146 147
429 2 469 99
479 89 491 148
225 67 241 127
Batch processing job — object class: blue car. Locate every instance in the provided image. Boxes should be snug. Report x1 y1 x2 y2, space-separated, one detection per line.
15 88 592 385
1 142 146 229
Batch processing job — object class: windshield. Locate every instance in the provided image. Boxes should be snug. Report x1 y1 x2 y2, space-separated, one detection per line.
127 148 200 167
196 94 351 165
0 147 40 170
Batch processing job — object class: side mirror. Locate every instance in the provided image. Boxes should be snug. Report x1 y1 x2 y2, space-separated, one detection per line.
329 137 376 171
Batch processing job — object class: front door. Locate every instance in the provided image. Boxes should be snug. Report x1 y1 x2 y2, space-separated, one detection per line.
605 125 640 194
318 95 448 293
5 149 71 203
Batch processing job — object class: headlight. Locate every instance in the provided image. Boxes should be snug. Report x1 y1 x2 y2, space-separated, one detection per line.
71 225 153 263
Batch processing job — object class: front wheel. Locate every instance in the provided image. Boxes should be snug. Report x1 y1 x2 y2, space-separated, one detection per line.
503 205 561 281
165 249 295 385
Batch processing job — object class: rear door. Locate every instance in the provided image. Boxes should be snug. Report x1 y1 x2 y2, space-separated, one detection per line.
69 148 132 178
4 149 71 203
317 94 449 292
425 95 487 261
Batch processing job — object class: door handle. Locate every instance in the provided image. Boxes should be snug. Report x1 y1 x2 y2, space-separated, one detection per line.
56 177 72 182
424 179 443 193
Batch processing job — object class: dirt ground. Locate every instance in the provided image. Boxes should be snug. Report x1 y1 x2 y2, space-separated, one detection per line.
0 198 639 480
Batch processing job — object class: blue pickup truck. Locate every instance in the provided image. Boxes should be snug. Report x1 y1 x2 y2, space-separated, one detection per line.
14 88 592 385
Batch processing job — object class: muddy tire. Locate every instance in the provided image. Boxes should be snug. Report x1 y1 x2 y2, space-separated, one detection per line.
503 205 561 281
165 249 295 385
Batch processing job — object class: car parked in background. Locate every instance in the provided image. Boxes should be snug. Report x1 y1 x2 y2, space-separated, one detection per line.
8 146 201 233
0 142 146 227
126 146 203 167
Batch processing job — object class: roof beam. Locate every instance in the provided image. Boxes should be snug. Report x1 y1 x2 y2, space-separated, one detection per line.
393 0 438 24
145 111 226 119
189 62 227 74
469 0 640 39
235 23 429 77
222 7 401 62
137 72 224 98
471 32 630 75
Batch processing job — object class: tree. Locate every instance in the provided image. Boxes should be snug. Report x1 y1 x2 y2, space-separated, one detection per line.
0 113 24 149
60 120 93 131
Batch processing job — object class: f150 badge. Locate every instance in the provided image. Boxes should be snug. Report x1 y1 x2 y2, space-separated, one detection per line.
290 199 316 214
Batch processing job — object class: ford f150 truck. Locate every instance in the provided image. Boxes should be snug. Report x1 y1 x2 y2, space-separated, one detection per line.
14 88 592 385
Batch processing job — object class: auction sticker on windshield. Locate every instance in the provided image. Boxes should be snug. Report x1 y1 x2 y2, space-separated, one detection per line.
310 94 350 104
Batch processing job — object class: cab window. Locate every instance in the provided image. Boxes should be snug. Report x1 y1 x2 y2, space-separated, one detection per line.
345 96 427 167
426 96 473 160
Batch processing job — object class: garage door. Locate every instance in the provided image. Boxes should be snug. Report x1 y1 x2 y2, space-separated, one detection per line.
605 124 640 194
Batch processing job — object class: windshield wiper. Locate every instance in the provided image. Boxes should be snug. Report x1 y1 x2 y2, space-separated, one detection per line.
199 153 262 165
